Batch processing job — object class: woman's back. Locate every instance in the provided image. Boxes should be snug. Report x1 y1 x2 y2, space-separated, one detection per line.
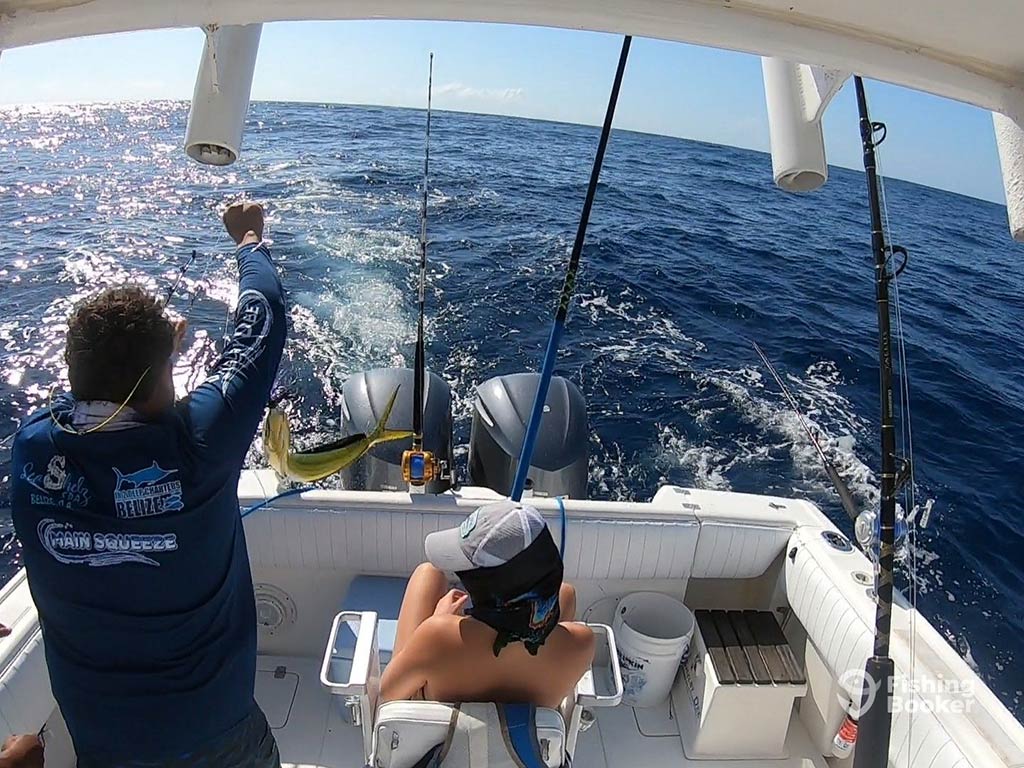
387 613 594 708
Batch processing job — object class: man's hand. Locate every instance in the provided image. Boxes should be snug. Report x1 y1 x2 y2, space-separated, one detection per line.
433 589 469 617
222 201 264 246
171 316 188 355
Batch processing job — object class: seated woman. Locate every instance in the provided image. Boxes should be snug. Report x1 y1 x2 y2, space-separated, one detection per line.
381 500 595 708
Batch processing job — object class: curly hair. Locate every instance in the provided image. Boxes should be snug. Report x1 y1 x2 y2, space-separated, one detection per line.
66 285 175 403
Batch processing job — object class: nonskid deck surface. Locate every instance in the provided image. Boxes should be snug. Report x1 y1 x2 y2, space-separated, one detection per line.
256 655 359 768
257 654 827 768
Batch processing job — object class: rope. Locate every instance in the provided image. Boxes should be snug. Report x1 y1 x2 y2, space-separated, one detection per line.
240 485 314 519
556 496 567 557
48 366 151 436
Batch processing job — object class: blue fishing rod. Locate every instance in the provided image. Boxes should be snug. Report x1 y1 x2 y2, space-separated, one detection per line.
510 35 631 502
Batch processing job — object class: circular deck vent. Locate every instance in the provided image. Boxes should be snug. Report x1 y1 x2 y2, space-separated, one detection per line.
254 584 297 632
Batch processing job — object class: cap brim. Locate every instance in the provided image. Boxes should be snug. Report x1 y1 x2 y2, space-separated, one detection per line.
424 527 476 572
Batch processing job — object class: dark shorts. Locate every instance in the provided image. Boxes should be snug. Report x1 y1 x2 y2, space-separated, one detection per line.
77 704 281 768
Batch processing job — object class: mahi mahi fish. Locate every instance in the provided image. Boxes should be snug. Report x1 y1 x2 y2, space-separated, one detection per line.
263 386 413 482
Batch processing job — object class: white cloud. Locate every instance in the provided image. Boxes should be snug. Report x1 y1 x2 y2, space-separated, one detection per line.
434 82 525 102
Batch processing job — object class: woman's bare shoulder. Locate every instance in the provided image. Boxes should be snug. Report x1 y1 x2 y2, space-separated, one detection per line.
546 621 596 671
558 620 596 647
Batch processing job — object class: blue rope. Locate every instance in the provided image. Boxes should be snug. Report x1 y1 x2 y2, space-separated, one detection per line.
556 496 566 557
240 486 313 519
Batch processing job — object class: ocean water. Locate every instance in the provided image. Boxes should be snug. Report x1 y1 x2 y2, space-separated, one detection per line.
1 101 1022 717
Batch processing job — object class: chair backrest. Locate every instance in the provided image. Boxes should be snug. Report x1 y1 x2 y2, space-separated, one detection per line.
372 701 565 768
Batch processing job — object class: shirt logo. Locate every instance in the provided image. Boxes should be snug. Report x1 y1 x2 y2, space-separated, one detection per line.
206 289 273 395
38 518 177 567
113 462 184 519
43 455 67 491
22 456 91 511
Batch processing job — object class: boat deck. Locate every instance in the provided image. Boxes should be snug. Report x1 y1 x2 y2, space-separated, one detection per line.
256 654 829 768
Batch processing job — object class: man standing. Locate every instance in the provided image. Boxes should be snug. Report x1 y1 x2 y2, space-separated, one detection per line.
11 202 285 767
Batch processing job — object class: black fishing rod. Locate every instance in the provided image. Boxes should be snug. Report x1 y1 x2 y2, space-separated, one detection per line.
413 53 433 452
163 250 197 308
510 35 631 501
402 53 440 491
750 341 859 522
851 75 909 768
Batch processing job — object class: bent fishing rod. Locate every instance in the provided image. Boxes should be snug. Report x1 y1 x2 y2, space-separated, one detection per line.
510 35 632 502
402 53 442 491
851 75 912 768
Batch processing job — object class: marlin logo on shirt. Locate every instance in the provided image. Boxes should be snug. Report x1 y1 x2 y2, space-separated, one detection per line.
113 462 175 488
112 462 184 519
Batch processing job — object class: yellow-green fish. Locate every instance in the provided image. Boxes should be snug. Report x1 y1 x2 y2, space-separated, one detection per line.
263 385 413 482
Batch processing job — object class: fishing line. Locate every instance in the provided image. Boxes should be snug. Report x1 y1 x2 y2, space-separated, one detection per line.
510 35 632 502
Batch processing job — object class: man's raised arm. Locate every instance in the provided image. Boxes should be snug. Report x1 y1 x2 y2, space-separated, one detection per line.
180 202 287 466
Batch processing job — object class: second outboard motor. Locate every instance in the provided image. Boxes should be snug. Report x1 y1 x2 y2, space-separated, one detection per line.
469 373 588 498
340 368 453 494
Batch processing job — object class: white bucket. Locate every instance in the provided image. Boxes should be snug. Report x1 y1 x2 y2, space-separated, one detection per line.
613 592 694 708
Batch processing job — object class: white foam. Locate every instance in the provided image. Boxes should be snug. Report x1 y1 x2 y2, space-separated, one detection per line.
655 425 734 491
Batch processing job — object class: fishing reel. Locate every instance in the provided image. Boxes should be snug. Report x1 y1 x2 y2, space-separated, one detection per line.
401 448 449 491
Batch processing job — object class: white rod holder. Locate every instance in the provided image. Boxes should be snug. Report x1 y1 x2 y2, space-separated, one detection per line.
184 24 262 166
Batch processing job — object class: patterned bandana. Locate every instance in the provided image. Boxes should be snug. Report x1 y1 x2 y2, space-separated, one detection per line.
457 527 563 656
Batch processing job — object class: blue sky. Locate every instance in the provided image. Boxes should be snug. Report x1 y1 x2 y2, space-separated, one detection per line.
0 20 1006 202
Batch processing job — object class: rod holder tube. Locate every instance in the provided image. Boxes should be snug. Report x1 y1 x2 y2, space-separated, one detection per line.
993 111 1024 242
184 24 262 166
762 57 830 192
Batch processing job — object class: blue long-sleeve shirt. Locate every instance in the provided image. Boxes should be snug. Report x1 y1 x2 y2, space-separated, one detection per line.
11 243 286 760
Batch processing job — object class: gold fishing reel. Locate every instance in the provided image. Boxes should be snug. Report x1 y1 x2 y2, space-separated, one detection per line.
402 448 442 488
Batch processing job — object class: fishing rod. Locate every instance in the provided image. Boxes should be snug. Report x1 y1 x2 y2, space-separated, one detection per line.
402 53 441 492
851 75 912 768
750 341 859 522
510 35 631 502
163 250 197 308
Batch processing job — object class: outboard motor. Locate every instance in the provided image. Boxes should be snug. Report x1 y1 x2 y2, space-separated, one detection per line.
469 373 588 498
339 368 453 494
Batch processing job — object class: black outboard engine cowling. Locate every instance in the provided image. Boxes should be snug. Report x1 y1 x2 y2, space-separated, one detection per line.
339 368 453 494
469 373 588 499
